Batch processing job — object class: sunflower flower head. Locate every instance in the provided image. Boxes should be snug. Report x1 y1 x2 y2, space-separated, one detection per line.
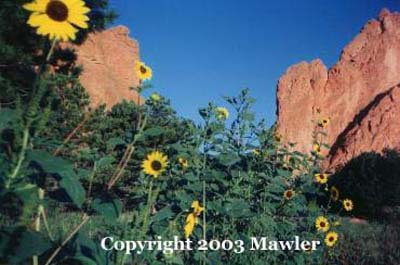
215 107 229 120
252 149 260 156
315 216 330 232
23 0 90 41
150 93 161 102
178 157 189 168
315 173 329 184
141 151 168 178
319 117 330 128
184 212 197 239
313 143 322 154
343 199 354 212
191 200 204 216
324 231 338 247
284 189 295 200
135 61 152 81
330 186 340 201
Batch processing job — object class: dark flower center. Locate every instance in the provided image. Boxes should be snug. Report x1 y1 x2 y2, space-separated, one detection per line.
320 222 326 227
329 237 334 242
286 191 292 197
151 160 162 171
46 1 69 22
140 65 147 74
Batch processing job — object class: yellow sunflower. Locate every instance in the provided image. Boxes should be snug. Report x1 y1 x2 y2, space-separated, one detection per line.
313 143 321 154
135 61 153 81
319 117 330 127
283 189 295 200
324 231 338 247
150 93 161 102
315 216 330 232
141 151 168 178
178 157 189 168
330 186 340 201
343 199 354 211
252 149 260 156
184 212 197 239
315 173 329 184
215 107 229 120
191 200 204 216
23 0 90 41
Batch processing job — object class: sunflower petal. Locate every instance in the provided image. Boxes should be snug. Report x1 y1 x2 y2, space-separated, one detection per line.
27 13 49 27
68 14 89 29
23 0 49 12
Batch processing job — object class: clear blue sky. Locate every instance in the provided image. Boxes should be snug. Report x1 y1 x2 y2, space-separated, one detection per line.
109 0 399 124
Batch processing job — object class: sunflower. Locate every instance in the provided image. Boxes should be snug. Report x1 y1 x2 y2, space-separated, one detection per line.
23 0 90 41
330 186 339 201
184 212 197 239
313 143 321 154
324 231 338 247
135 61 152 81
284 189 295 200
141 151 168 178
150 93 161 102
191 200 204 216
343 199 354 211
315 216 330 232
319 117 330 127
252 149 260 156
184 201 204 238
215 107 229 120
315 173 329 184
178 157 189 168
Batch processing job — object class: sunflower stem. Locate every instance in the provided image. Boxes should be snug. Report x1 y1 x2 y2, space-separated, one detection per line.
46 39 57 63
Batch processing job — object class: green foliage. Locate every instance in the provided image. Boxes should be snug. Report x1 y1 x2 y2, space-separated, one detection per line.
0 1 389 264
331 150 400 220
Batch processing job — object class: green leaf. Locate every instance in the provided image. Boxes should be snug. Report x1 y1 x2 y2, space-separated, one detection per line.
92 196 122 223
153 206 173 222
1 228 52 264
143 126 165 137
28 150 86 207
224 199 253 218
218 153 241 167
59 176 86 208
242 111 255 121
0 108 17 131
106 137 125 150
96 155 115 168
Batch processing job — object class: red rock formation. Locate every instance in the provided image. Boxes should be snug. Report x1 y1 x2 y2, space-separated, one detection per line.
70 26 143 108
276 9 400 170
327 85 400 169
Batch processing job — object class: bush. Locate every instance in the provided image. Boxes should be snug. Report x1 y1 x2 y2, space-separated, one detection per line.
330 150 400 220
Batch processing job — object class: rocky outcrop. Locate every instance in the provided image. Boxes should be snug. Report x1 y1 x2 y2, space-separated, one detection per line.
70 26 143 108
326 84 400 169
276 9 400 170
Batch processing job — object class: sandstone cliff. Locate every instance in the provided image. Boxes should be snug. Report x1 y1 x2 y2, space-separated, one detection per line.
276 9 400 170
70 26 143 108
